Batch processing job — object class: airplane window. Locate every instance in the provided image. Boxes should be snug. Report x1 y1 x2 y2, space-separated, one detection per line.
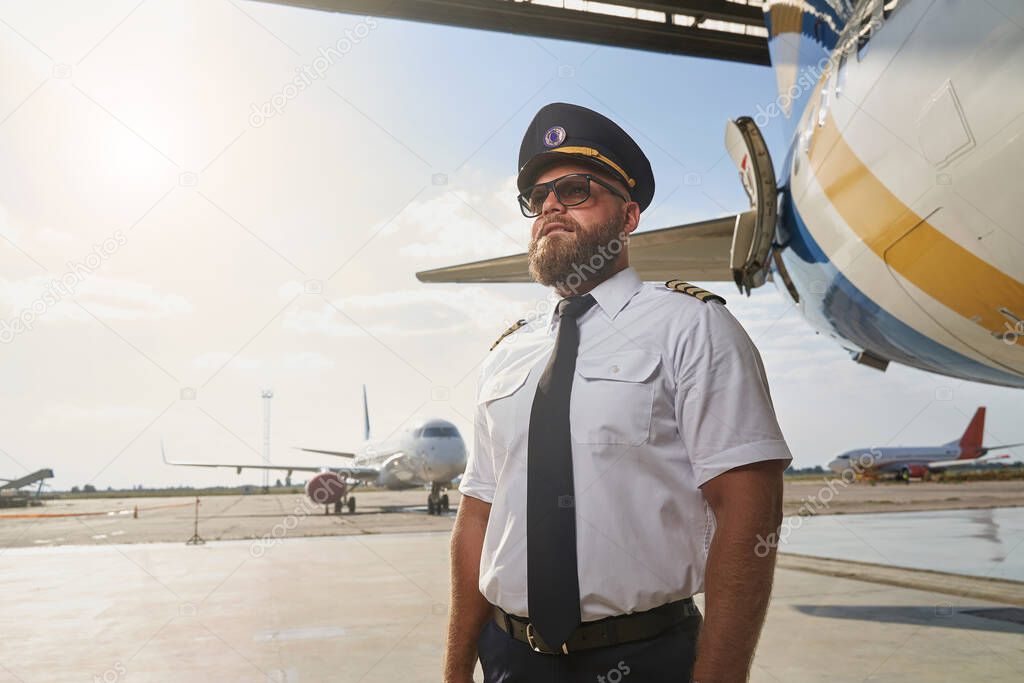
817 78 830 127
803 101 817 153
422 426 459 437
836 52 848 99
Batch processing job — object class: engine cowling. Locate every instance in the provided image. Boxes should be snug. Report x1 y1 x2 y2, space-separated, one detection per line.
898 465 929 480
305 472 347 505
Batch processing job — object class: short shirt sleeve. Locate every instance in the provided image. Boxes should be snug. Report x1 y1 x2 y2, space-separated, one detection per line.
674 302 792 487
458 367 497 503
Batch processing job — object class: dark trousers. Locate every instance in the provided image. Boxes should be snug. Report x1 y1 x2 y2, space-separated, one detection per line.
477 615 701 683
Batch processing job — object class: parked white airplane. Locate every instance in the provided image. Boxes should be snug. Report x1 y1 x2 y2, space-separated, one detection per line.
412 0 1024 389
828 407 1022 481
162 387 467 515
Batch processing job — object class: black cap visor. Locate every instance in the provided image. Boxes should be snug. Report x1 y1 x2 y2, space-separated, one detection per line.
516 149 633 197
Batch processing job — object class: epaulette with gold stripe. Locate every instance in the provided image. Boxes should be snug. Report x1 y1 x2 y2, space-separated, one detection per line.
665 280 727 305
490 319 527 351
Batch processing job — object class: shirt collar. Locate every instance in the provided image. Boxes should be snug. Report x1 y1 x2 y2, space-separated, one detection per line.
547 266 644 328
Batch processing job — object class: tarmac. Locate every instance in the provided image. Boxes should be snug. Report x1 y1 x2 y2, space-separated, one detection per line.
4 479 1022 550
1 490 1023 682
0 490 456 549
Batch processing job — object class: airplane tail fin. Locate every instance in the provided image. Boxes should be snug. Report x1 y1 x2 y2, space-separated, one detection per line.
362 385 371 442
957 407 986 459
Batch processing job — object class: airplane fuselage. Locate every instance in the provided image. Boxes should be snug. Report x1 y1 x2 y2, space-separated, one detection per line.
351 418 467 489
828 444 962 476
766 0 1024 387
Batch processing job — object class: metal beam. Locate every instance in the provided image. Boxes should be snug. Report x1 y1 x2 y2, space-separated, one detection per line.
615 1 766 26
257 0 770 66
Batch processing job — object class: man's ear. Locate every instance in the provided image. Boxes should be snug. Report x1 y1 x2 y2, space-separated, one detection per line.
623 202 641 235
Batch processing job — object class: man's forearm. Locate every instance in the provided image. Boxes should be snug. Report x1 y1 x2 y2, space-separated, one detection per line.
691 517 778 682
443 497 492 683
694 461 785 682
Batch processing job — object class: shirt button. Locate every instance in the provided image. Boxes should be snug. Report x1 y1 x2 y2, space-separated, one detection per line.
611 365 620 373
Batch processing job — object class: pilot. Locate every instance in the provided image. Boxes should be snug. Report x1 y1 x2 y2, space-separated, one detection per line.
443 102 792 683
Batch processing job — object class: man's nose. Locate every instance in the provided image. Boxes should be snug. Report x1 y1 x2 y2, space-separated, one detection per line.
542 188 567 215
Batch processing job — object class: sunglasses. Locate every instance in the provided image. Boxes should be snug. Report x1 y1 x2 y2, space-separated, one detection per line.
517 173 629 218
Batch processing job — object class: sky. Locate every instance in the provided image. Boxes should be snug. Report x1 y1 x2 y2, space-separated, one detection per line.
0 0 1020 491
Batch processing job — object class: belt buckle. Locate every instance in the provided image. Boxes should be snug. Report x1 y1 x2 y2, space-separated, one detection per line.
526 623 568 655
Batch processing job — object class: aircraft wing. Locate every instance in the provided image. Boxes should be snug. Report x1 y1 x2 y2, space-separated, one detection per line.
296 447 357 458
415 215 739 284
161 442 380 480
928 454 1011 469
983 442 1024 451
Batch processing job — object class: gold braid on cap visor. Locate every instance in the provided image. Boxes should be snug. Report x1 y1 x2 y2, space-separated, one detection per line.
551 146 637 188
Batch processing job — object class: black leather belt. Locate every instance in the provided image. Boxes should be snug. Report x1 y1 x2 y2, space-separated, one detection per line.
492 598 701 655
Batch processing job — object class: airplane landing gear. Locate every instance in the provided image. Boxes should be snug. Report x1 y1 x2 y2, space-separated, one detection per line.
427 482 450 515
333 495 356 514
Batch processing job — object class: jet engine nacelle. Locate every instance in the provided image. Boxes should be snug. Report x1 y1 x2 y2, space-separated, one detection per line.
304 472 348 505
898 465 930 481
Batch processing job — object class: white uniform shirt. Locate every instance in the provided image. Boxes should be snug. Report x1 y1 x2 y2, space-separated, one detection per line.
459 266 792 621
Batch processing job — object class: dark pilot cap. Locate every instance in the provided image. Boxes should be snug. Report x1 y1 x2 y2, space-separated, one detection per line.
517 102 655 212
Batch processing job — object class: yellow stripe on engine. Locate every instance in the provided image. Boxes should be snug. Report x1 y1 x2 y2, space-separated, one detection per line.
807 109 1024 342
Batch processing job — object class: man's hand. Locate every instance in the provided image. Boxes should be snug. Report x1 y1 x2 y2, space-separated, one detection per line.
693 459 786 683
443 494 492 683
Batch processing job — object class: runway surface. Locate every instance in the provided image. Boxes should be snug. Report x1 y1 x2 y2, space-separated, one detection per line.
1 531 1022 682
2 486 1023 681
4 479 1022 550
0 489 458 549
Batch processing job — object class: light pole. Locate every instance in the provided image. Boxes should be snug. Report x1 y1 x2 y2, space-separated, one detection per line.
261 388 273 493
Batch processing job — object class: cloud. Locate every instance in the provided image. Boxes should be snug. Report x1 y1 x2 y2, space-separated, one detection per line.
191 352 264 370
388 180 528 263
0 202 22 244
282 351 336 370
0 274 192 323
36 227 74 245
282 286 548 338
39 402 160 422
189 351 334 372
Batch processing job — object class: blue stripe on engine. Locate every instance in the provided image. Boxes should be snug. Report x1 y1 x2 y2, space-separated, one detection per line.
779 194 1024 388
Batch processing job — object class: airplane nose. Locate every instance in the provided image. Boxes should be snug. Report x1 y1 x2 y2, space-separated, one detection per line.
423 440 467 479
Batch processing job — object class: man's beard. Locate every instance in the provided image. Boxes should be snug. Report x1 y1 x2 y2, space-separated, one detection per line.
527 208 626 291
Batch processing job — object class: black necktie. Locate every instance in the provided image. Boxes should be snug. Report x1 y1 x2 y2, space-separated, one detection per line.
527 293 597 649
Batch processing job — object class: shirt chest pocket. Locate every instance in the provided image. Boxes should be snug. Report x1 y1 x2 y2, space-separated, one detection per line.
478 366 532 450
571 350 660 446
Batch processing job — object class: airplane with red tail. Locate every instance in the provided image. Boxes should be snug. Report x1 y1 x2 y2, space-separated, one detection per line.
828 407 1022 481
